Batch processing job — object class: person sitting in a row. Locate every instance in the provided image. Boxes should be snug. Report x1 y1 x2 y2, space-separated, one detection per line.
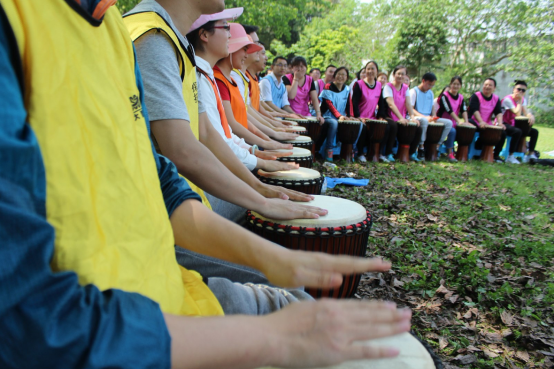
501 80 539 163
467 78 513 163
260 56 302 117
318 64 337 93
310 67 322 94
377 71 388 86
435 76 471 161
317 67 360 162
382 65 422 162
349 66 367 93
352 60 389 163
283 56 325 124
410 72 453 161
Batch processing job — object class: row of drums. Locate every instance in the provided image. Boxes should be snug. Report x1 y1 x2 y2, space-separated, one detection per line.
254 122 439 369
280 116 534 163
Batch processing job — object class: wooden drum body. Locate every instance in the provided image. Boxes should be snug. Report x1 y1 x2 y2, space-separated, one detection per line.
285 117 322 143
337 120 362 163
515 116 530 153
275 147 313 168
366 120 388 162
396 122 417 163
424 122 444 162
246 196 372 299
281 135 314 151
262 333 437 369
256 168 323 195
455 124 476 162
479 125 503 162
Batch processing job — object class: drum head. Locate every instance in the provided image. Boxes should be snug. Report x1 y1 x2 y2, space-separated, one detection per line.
340 120 361 124
486 125 504 130
251 195 367 228
274 147 312 158
427 122 444 127
259 167 321 181
458 124 475 130
515 116 529 121
294 126 308 131
283 135 312 143
262 333 435 369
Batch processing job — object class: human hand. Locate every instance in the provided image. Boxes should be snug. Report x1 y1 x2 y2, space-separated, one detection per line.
293 69 304 81
262 141 294 151
256 150 294 160
273 131 299 141
260 160 300 172
256 198 327 220
479 122 488 129
529 114 535 125
255 178 314 202
262 299 412 368
338 116 346 122
263 250 392 289
398 118 409 125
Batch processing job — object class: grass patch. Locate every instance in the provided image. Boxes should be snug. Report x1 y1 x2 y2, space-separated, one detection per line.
318 159 554 368
534 124 554 156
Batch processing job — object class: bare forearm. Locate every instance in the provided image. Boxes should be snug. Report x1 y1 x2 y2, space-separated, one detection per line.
386 97 403 120
267 101 289 115
282 105 296 114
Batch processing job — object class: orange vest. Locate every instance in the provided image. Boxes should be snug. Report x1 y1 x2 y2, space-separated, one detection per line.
197 68 232 139
214 66 248 128
247 70 261 111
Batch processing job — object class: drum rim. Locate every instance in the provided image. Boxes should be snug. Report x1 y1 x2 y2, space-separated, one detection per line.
284 118 313 123
366 119 388 124
277 155 313 161
515 116 529 120
257 174 324 185
485 125 504 130
283 136 313 143
247 210 372 233
339 120 362 124
457 124 476 130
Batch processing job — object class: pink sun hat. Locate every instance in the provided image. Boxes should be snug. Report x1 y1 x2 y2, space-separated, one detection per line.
188 7 244 34
228 23 263 54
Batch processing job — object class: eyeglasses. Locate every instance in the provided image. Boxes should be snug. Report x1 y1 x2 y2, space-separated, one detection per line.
516 88 527 93
213 25 231 31
274 63 287 68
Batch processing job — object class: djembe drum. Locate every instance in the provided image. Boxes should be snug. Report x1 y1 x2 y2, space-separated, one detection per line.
479 125 503 162
455 124 476 162
424 122 445 162
396 122 417 163
366 119 388 162
275 147 313 168
246 195 372 299
280 135 313 151
285 117 322 142
261 333 439 369
514 116 531 153
337 120 362 163
255 168 323 195
289 125 308 136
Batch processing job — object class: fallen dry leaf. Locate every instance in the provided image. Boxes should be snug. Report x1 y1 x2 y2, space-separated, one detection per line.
501 310 514 325
439 336 449 350
427 214 438 222
516 351 530 362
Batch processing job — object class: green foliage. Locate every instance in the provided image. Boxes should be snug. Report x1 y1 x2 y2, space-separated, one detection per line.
115 0 140 14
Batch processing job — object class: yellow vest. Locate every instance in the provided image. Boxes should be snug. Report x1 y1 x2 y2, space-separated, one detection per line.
234 68 250 109
2 0 222 317
123 11 211 208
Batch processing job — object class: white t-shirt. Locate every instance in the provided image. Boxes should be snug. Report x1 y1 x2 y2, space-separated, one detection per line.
501 96 527 114
259 74 290 108
383 84 410 99
195 56 257 170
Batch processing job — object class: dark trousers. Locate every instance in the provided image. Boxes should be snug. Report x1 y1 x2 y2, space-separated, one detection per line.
469 119 505 157
357 123 368 155
505 124 523 154
382 119 398 156
528 127 539 152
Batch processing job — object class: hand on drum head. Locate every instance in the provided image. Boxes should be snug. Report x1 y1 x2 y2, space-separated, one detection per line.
479 122 488 129
259 198 327 220
398 118 409 125
256 150 294 160
262 141 294 151
260 161 300 172
263 299 412 368
256 181 314 202
263 252 392 290
287 113 304 119
274 131 300 141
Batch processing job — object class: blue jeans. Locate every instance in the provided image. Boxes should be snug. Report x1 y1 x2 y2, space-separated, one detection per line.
445 127 456 149
315 117 338 151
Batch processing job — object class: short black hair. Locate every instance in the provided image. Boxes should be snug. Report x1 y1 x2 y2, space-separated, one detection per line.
290 56 307 68
514 79 528 87
422 72 437 82
356 68 364 80
272 56 287 66
241 24 259 35
450 76 462 85
485 77 497 87
185 20 217 53
392 65 407 75
333 66 349 78
364 60 379 73
325 64 337 72
309 68 321 74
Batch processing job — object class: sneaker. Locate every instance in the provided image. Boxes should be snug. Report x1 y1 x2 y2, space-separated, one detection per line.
417 148 426 159
506 155 520 164
410 153 422 162
379 155 390 163
447 152 458 163
494 156 505 163
358 155 367 163
386 154 395 162
326 149 333 162
529 152 538 160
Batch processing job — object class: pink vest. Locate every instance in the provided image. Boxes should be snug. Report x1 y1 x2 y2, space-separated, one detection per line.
472 92 499 125
286 74 313 116
501 95 517 126
440 91 464 127
317 79 325 94
356 80 382 119
386 82 408 121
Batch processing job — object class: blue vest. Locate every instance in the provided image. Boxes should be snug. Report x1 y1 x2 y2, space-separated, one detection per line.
320 85 350 119
413 87 434 116
265 75 287 109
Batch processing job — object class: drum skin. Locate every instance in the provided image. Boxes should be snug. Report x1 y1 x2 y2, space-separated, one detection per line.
276 148 314 168
261 332 438 369
285 117 322 143
256 168 323 195
246 196 372 299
